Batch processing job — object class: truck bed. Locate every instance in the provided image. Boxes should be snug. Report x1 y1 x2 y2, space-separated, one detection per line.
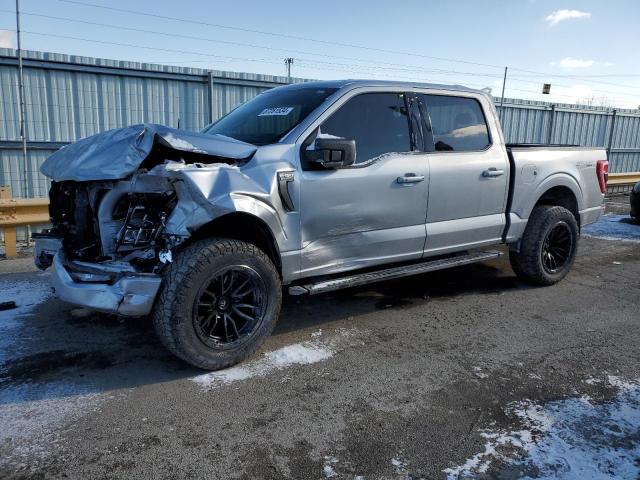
504 144 607 241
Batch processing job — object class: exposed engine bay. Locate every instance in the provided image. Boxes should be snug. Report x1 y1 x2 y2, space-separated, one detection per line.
44 179 178 272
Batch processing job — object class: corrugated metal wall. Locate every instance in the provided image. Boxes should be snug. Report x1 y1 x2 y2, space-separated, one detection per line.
1 48 639 199
499 98 640 173
0 48 301 198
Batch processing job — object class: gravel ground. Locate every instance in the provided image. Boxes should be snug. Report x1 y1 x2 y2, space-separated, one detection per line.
0 205 638 480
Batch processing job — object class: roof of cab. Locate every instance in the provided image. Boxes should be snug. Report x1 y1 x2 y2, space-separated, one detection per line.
281 79 487 96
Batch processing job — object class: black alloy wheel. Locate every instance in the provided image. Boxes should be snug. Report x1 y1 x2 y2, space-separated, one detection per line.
541 221 574 274
193 266 267 350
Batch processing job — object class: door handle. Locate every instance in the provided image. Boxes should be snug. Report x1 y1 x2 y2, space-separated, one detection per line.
397 173 425 184
482 168 505 178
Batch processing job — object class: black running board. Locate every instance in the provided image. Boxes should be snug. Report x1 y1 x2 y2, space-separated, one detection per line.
288 250 503 296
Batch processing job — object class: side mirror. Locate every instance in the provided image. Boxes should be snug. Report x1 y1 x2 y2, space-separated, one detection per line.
305 138 356 169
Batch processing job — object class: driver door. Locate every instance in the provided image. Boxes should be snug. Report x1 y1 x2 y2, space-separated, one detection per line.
297 91 429 278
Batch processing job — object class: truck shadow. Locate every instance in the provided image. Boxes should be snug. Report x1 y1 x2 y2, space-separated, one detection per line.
0 259 532 404
276 259 526 335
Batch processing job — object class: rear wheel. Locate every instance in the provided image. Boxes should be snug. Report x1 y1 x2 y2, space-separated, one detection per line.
153 238 281 370
509 205 579 286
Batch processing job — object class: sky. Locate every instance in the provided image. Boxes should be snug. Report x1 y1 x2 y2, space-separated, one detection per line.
1 0 639 109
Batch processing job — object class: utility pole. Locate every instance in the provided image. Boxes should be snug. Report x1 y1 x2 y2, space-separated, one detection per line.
499 66 508 118
284 57 294 83
15 0 28 197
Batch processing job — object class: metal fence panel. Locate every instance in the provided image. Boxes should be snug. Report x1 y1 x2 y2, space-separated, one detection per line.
1 48 639 198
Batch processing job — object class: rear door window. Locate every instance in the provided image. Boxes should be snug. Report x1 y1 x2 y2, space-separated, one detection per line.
424 95 491 152
318 93 411 164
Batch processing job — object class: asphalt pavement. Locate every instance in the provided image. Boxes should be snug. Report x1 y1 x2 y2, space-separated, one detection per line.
0 205 639 479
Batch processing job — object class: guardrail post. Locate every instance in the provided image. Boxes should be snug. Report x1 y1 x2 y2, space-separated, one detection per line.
1 186 50 259
3 226 17 258
0 187 16 258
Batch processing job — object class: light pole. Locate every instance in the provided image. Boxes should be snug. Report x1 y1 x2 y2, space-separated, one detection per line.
499 66 508 118
15 0 28 197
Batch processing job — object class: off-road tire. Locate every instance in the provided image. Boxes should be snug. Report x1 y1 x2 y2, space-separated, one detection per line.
153 238 281 370
509 205 579 286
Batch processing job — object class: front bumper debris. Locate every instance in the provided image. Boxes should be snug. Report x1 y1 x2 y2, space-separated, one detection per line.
33 232 63 270
50 252 161 316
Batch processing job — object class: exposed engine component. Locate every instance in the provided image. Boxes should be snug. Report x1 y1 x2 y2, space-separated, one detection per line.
48 180 177 269
112 192 176 265
48 181 101 261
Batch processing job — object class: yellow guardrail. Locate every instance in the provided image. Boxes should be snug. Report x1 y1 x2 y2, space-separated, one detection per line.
0 187 50 258
608 172 640 187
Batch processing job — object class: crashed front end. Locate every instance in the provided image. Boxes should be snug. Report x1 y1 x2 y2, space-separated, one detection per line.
35 123 258 316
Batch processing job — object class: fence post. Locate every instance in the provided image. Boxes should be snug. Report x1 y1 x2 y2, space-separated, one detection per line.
607 109 617 157
207 71 215 125
547 104 556 144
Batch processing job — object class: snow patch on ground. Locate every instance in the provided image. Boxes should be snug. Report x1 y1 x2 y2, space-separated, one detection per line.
0 384 108 468
192 328 362 389
0 277 110 470
391 457 409 475
582 214 640 243
0 279 51 365
444 376 640 479
323 455 339 478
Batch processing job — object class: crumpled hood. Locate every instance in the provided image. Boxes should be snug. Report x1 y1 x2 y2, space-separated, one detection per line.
40 123 258 182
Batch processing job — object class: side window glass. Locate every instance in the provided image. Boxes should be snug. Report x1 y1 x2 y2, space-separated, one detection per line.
425 95 490 152
317 93 411 163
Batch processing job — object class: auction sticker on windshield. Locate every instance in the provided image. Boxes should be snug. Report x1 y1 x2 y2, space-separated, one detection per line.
258 106 294 116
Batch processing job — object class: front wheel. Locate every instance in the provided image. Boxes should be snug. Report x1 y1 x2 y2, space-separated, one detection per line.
509 205 579 286
153 238 281 370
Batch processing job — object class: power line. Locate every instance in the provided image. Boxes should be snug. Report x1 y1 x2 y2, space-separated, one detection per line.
21 31 286 66
14 9 636 100
9 27 636 106
55 0 640 92
56 0 506 70
509 67 640 90
0 10 508 77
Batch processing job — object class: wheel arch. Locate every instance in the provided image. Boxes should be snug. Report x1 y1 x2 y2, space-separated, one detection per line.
523 174 583 228
186 212 282 276
534 185 581 227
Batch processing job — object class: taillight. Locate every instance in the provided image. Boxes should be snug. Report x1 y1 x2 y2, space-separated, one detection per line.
596 160 608 194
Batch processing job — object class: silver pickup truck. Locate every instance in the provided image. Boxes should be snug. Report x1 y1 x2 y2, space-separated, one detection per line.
35 80 608 370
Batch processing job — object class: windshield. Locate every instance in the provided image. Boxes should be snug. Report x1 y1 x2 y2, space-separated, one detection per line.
204 86 338 145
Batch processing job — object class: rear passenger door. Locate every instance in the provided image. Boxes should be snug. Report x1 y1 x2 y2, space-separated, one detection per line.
421 93 509 255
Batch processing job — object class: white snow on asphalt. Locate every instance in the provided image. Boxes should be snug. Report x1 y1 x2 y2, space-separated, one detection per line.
0 277 110 470
0 279 51 365
582 214 640 242
192 328 363 389
445 376 640 479
1 384 107 467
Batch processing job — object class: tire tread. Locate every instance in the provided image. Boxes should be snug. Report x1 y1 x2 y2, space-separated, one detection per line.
152 238 281 370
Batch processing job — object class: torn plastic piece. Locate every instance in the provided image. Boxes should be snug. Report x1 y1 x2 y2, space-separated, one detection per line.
159 250 173 264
